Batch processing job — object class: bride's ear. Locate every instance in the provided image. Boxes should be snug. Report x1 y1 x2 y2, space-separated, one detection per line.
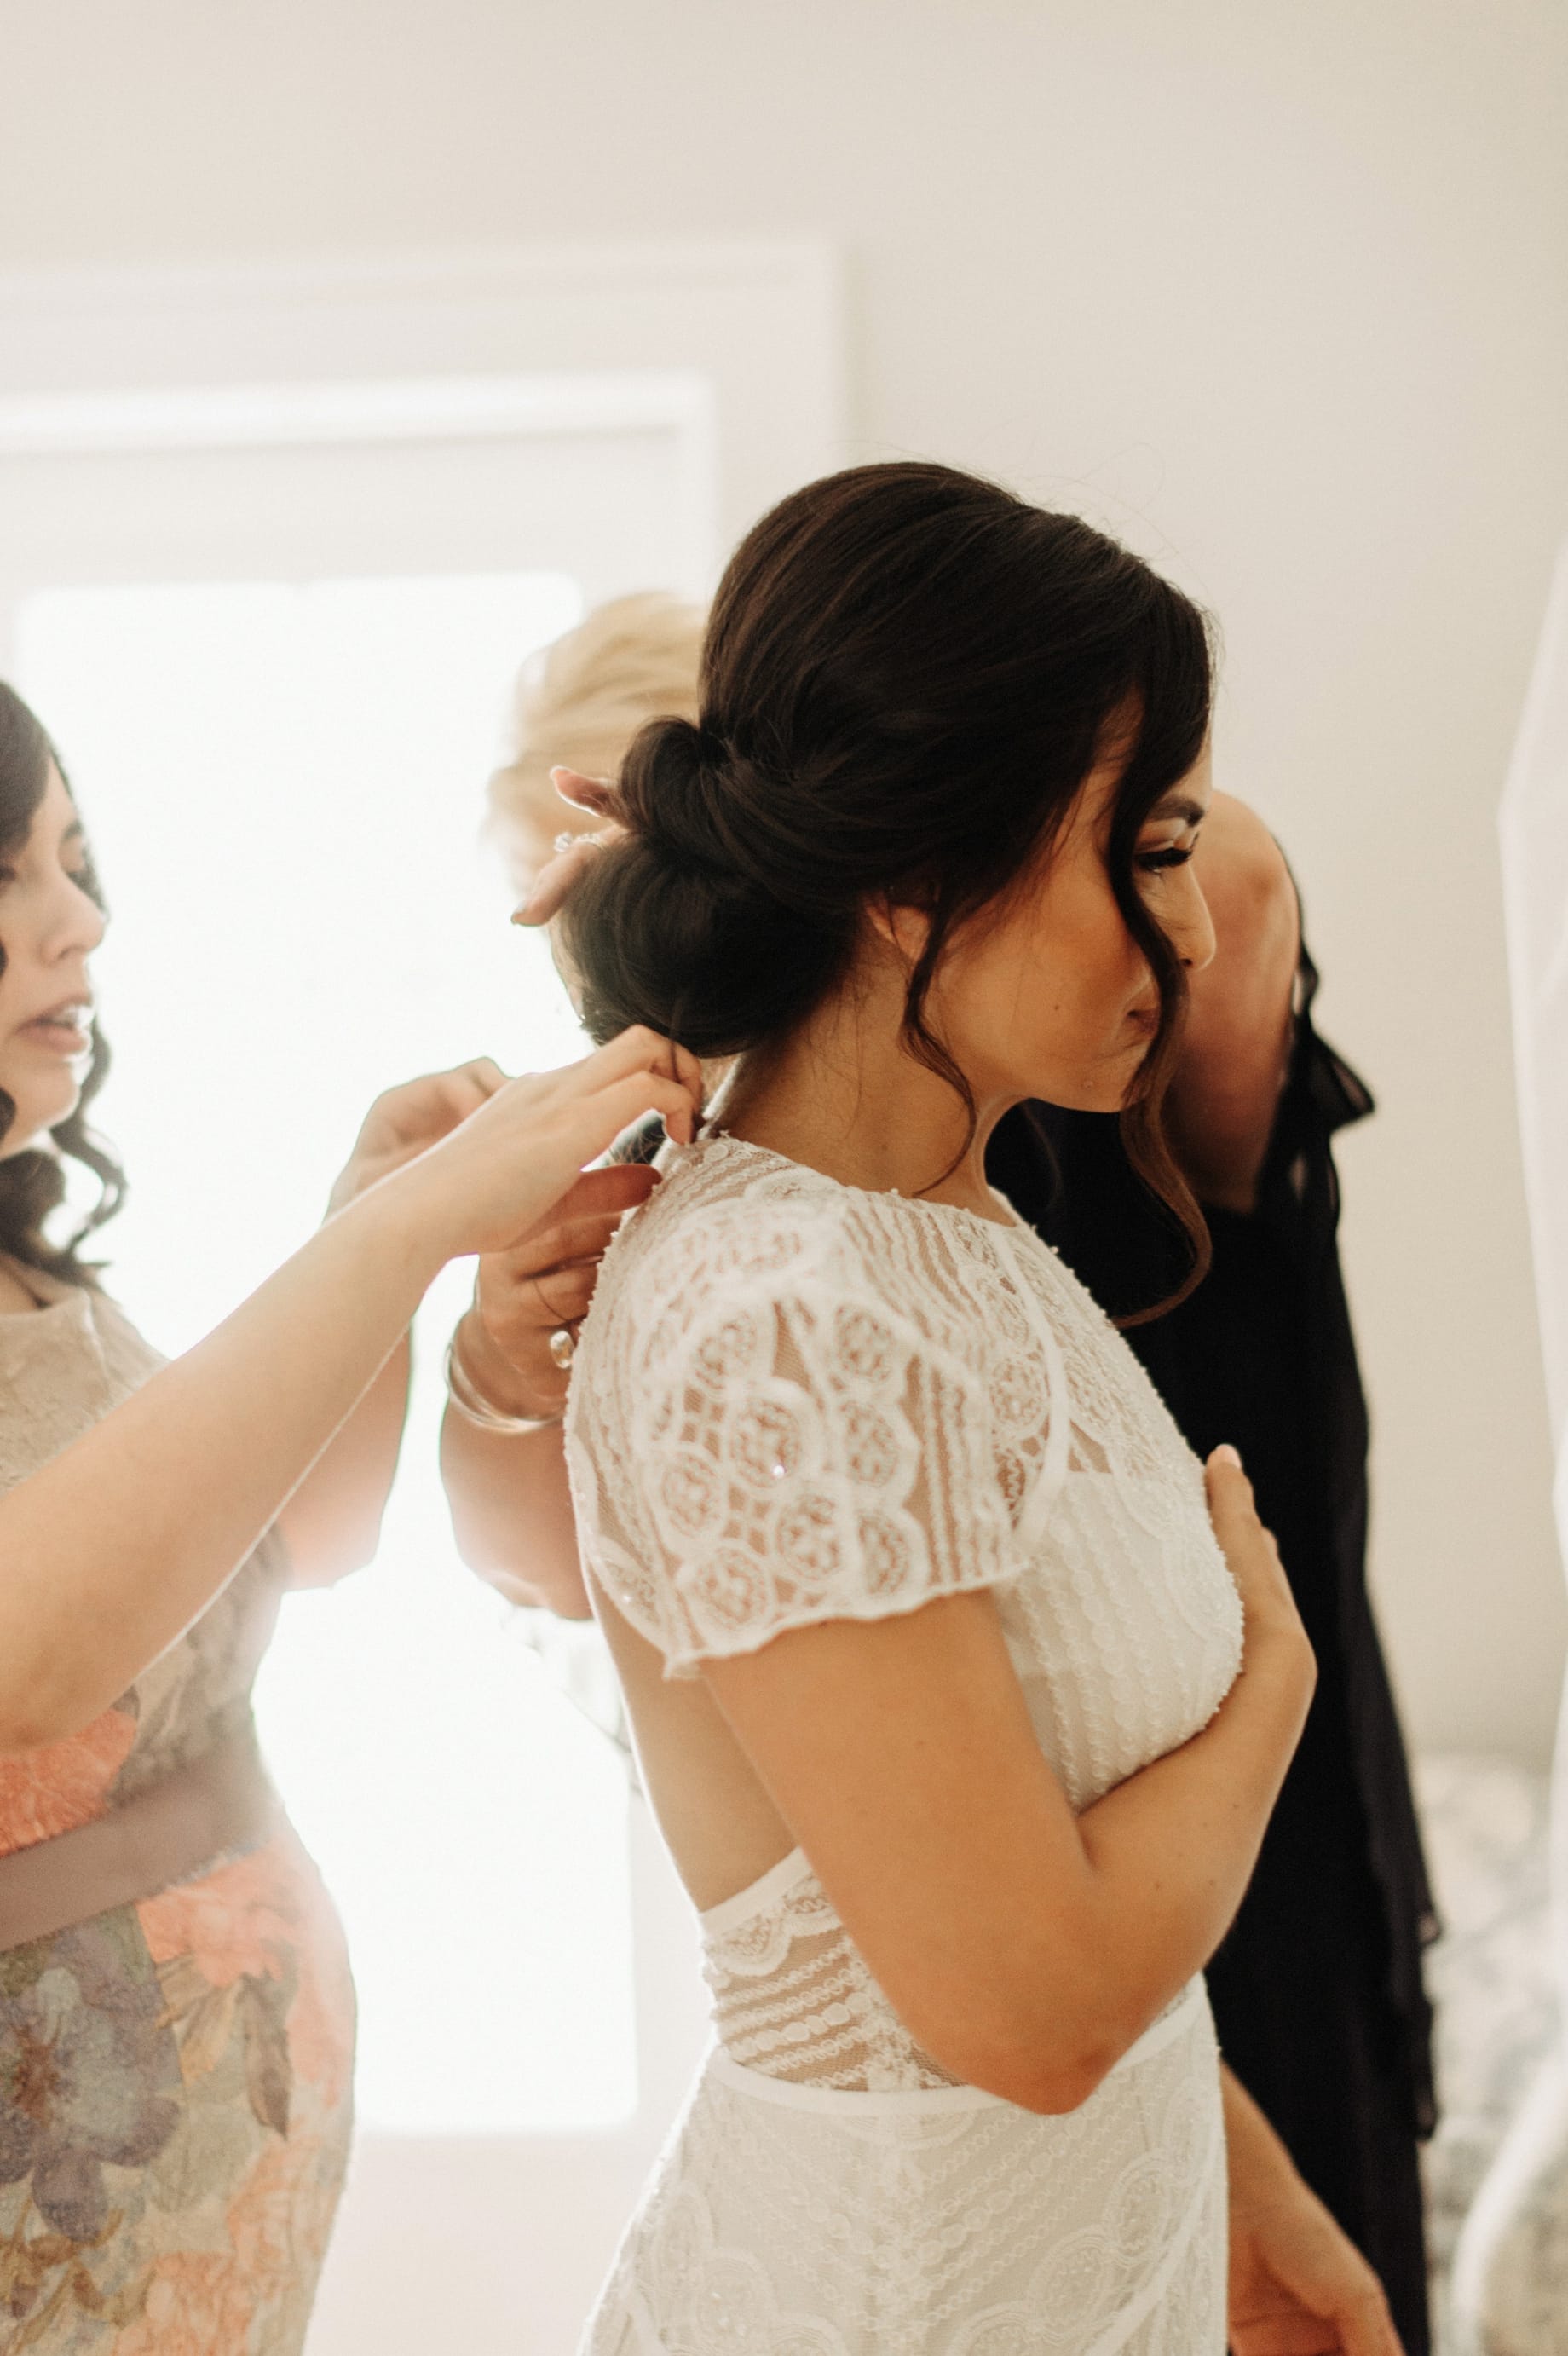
551 765 622 820
864 895 931 968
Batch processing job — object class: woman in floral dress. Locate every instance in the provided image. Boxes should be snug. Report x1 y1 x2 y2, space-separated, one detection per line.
0 681 700 2353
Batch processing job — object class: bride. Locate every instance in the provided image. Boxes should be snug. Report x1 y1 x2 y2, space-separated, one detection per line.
551 461 1400 2354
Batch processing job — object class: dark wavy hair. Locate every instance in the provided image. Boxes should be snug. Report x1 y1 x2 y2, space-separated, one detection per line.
0 684 124 1287
562 461 1214 1312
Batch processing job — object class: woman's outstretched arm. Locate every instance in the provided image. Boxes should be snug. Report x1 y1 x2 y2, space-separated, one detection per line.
275 1334 411 1586
0 1031 700 1752
698 1448 1313 2117
277 1065 547 1590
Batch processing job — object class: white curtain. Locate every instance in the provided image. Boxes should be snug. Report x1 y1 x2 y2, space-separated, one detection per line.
1502 545 1568 1465
1451 543 1568 2352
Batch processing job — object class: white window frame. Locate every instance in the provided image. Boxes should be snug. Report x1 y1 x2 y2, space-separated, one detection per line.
0 240 845 554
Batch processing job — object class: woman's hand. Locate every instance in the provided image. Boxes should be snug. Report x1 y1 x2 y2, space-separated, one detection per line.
326 1060 510 1213
1167 793 1300 1213
511 766 627 927
376 1026 701 1266
1204 1445 1315 1682
1225 2068 1403 2353
453 1161 659 1420
1229 2196 1403 2355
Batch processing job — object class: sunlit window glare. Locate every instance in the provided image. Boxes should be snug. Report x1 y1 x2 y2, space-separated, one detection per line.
16 574 638 2132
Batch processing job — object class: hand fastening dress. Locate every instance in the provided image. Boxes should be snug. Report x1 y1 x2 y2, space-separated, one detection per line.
565 1136 1245 2356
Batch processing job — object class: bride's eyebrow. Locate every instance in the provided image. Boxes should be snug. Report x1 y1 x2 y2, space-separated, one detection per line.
1143 794 1207 827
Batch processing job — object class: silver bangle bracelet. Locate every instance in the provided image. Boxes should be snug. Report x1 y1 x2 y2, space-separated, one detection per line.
443 1332 565 1437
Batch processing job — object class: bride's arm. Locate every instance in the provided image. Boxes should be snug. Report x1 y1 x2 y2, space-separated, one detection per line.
700 1449 1313 2116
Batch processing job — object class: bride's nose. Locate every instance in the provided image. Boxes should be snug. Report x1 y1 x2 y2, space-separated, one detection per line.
1172 870 1217 975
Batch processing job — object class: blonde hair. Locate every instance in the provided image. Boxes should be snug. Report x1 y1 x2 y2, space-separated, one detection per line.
487 592 706 890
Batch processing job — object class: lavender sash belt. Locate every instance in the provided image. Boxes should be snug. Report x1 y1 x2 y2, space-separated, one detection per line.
0 1718 280 1953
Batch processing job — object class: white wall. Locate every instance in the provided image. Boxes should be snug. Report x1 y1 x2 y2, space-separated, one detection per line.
3 0 1567 1760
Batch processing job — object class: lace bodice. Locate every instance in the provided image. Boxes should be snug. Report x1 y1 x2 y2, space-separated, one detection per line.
567 1137 1243 2095
0 1265 288 1855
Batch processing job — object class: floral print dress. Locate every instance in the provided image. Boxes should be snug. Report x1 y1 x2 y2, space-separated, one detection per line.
0 1268 355 2354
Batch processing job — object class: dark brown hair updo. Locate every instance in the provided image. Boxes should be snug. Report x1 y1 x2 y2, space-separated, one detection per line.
561 461 1213 1305
0 684 124 1286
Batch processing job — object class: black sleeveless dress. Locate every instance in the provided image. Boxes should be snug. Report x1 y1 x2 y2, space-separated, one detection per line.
987 943 1437 2356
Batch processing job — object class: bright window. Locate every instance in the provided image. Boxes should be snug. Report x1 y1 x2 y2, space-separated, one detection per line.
16 574 639 2132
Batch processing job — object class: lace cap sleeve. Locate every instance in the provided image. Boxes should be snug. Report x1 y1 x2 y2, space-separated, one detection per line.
582 1196 1026 1676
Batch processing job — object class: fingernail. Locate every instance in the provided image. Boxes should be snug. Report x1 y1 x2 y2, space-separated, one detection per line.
1213 1444 1242 1469
511 897 539 927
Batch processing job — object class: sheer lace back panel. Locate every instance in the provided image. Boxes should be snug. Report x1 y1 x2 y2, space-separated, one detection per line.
700 1848 960 2093
567 1137 1242 2094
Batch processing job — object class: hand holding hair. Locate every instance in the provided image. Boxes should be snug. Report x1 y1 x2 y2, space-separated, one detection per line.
379 1025 700 1262
512 766 628 927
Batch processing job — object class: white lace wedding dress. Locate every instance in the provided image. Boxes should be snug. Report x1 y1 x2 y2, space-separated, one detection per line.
566 1135 1245 2355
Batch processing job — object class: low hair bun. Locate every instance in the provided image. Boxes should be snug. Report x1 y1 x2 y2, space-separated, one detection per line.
617 714 770 889
558 712 852 1058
